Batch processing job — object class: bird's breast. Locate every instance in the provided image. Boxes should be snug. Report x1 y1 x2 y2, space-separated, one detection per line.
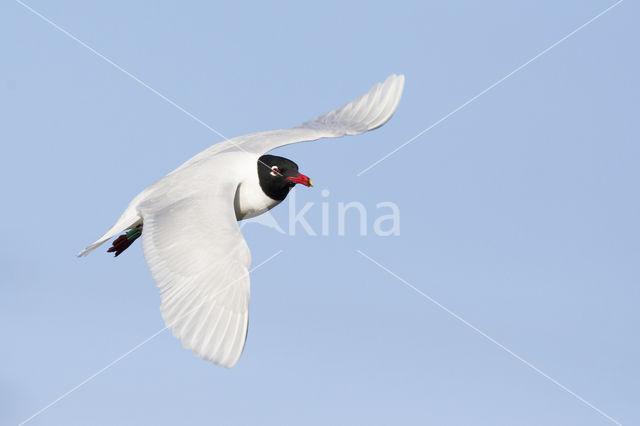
234 180 282 220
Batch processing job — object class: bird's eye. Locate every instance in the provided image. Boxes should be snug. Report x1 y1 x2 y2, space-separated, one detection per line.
270 166 280 177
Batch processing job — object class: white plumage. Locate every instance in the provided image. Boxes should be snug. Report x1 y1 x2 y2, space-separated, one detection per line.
79 74 405 367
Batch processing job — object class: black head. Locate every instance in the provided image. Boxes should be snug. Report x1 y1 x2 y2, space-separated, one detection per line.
257 155 313 201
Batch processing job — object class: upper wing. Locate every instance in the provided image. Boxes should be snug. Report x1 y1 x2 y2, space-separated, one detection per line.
138 182 252 368
172 74 404 173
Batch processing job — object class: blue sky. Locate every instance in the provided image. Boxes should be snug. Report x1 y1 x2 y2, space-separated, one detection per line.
2 1 638 425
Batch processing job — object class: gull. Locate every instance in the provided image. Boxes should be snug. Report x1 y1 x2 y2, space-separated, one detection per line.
78 74 405 367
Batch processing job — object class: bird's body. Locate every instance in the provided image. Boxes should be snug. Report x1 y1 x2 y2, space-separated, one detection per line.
139 150 281 222
79 74 405 367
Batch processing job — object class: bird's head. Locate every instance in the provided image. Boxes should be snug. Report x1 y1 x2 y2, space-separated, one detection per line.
257 155 313 201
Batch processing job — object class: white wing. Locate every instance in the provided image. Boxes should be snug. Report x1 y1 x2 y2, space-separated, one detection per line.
173 74 404 173
138 182 252 368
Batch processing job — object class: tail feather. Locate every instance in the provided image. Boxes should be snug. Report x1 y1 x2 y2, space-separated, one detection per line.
77 214 142 257
78 186 151 257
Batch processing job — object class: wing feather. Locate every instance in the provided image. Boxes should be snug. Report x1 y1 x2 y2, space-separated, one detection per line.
171 74 404 173
139 184 252 368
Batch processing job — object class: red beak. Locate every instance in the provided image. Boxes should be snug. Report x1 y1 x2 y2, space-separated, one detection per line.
286 173 313 187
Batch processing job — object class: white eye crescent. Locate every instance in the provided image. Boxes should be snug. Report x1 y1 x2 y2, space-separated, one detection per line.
270 166 280 177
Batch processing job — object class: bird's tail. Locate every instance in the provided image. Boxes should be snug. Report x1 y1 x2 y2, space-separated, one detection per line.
77 207 142 257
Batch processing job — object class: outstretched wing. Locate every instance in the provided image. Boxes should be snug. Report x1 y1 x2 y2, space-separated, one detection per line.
242 73 405 154
173 74 404 173
138 182 252 368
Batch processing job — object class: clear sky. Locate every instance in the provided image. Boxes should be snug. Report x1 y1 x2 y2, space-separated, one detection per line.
2 1 638 425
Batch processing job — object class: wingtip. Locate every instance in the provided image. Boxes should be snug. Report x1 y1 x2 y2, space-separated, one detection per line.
385 73 405 88
363 73 405 132
389 73 405 97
